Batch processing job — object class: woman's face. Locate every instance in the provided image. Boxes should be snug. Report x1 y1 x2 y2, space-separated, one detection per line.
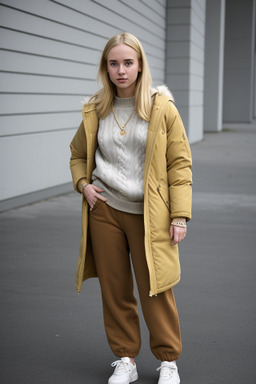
107 43 141 98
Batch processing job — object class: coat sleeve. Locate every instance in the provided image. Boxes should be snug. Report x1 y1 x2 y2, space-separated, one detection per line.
166 101 192 220
70 120 88 193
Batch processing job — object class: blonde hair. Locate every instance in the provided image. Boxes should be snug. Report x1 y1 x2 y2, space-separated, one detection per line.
90 33 153 121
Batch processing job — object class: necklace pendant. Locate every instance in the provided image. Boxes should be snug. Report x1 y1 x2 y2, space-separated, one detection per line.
120 129 125 136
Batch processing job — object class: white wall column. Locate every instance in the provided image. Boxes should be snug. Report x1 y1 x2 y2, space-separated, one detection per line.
166 0 206 143
204 0 226 132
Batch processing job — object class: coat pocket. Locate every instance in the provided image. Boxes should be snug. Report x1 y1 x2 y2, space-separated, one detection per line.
157 184 171 213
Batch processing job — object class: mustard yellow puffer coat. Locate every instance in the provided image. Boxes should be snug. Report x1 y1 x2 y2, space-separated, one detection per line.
70 88 192 295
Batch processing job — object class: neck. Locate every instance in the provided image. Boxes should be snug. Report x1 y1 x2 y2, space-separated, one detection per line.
116 87 135 98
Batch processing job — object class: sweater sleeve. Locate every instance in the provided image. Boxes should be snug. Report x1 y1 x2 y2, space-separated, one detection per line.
70 121 88 193
166 101 192 221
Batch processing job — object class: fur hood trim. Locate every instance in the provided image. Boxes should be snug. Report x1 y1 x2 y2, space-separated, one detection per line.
151 85 174 102
82 96 91 105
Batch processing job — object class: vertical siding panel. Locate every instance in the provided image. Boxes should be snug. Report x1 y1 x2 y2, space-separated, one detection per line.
166 0 206 143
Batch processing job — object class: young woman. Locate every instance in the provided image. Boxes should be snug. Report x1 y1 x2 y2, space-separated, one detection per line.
70 32 192 384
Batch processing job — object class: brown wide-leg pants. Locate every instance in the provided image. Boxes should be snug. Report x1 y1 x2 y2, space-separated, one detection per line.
89 200 182 361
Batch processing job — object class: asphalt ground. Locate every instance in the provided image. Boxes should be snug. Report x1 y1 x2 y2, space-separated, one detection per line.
1 126 256 384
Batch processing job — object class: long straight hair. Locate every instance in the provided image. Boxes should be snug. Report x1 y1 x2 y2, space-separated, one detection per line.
90 33 153 121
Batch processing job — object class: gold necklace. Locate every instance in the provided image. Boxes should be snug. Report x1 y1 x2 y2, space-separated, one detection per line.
111 103 135 135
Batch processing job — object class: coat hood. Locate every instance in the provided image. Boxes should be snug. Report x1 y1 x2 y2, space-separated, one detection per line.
151 85 175 102
82 96 91 105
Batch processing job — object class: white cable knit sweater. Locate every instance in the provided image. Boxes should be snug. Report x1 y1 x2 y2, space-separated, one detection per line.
92 96 149 214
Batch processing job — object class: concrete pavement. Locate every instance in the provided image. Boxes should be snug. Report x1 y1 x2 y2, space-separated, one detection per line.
1 126 256 384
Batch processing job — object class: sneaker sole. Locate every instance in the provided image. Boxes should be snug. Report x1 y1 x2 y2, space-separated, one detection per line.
130 373 138 383
108 372 138 384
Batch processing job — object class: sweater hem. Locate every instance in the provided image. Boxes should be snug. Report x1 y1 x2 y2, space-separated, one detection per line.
93 178 144 215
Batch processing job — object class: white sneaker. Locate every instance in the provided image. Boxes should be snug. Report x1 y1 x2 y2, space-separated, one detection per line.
108 357 138 384
156 361 180 384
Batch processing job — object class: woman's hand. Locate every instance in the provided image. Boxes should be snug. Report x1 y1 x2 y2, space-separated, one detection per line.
170 224 187 245
83 184 107 210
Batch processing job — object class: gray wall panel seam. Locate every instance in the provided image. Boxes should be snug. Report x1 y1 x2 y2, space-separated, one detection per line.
0 110 81 117
0 71 96 82
0 48 97 66
0 127 77 139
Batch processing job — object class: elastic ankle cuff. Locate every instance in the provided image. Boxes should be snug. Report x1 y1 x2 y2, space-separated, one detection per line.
157 354 180 362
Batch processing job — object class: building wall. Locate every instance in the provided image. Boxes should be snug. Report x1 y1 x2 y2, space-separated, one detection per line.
166 0 206 143
223 0 256 123
0 0 167 210
2 0 254 211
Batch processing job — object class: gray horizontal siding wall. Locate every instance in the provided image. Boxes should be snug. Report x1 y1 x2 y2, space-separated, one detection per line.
0 0 166 210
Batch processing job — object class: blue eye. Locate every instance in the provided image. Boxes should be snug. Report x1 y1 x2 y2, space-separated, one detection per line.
125 62 132 66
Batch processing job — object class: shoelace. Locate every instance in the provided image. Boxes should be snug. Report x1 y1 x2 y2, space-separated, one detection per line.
111 359 130 374
156 362 176 379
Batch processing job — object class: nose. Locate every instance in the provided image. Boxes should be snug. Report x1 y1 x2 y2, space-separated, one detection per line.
118 64 125 74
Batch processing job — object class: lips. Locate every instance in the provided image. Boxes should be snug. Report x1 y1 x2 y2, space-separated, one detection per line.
117 78 127 82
